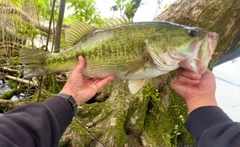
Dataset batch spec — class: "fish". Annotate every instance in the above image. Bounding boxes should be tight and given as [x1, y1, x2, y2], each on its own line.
[20, 18, 219, 94]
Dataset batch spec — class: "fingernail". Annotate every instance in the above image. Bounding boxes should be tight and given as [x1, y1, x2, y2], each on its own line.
[194, 80, 200, 84]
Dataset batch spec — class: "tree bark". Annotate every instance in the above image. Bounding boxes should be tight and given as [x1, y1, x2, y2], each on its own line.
[54, 0, 66, 53]
[60, 0, 240, 146]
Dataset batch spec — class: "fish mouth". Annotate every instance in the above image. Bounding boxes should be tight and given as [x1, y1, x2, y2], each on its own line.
[207, 32, 219, 54]
[196, 32, 219, 73]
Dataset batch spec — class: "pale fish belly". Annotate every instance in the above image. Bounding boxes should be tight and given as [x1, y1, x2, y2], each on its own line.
[83, 64, 170, 80]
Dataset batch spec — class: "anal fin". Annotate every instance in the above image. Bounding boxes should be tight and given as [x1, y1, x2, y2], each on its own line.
[128, 79, 146, 94]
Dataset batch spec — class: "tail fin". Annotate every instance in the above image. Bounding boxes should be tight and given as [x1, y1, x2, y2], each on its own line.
[20, 48, 48, 78]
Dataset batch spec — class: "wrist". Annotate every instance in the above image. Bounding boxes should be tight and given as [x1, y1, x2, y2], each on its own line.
[185, 94, 218, 113]
[60, 87, 81, 105]
[57, 93, 78, 117]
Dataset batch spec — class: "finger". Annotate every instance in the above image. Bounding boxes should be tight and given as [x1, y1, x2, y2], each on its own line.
[177, 68, 201, 80]
[203, 69, 214, 77]
[201, 69, 216, 81]
[95, 76, 114, 89]
[173, 75, 199, 85]
[74, 56, 86, 73]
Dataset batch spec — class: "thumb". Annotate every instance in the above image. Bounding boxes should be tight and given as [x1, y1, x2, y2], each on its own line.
[74, 56, 86, 73]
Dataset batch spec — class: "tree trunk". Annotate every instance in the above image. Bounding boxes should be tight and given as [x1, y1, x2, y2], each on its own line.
[54, 0, 66, 53]
[60, 0, 240, 146]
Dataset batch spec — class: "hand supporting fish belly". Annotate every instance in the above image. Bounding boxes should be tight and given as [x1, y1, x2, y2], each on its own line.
[20, 18, 219, 94]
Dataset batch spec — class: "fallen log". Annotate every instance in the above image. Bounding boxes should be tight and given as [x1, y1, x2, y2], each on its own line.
[4, 74, 37, 86]
[0, 67, 19, 74]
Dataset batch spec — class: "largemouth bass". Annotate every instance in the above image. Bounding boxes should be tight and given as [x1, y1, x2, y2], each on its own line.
[20, 18, 219, 94]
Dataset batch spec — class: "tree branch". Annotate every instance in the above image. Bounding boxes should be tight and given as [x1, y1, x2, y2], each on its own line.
[4, 75, 37, 87]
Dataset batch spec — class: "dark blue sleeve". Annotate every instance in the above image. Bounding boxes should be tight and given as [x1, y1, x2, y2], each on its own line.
[0, 96, 73, 147]
[185, 106, 240, 147]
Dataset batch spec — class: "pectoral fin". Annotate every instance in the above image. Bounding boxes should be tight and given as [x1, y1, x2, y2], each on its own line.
[128, 79, 146, 94]
[125, 60, 146, 76]
[124, 53, 152, 76]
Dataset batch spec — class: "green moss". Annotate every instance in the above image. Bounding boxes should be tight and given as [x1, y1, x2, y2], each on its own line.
[78, 102, 110, 120]
[69, 110, 128, 146]
[126, 97, 149, 135]
[8, 80, 29, 91]
[114, 113, 129, 146]
[10, 57, 21, 65]
[29, 89, 55, 103]
[0, 91, 14, 99]
[43, 75, 62, 94]
[69, 121, 94, 146]
[141, 82, 170, 146]
[140, 79, 193, 146]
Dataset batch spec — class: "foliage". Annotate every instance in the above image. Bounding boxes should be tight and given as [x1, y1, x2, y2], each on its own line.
[110, 0, 137, 17]
[63, 14, 78, 25]
[111, 0, 128, 12]
[66, 0, 104, 27]
[43, 75, 62, 94]
[0, 91, 14, 100]
[125, 1, 137, 18]
[6, 0, 52, 20]
[16, 23, 39, 38]
[28, 0, 52, 19]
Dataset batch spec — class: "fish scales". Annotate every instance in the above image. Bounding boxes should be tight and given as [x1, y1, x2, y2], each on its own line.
[81, 26, 153, 77]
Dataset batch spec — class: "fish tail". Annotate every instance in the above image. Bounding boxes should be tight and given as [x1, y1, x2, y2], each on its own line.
[19, 48, 48, 78]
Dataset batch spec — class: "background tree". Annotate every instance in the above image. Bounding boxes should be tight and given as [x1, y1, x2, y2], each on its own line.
[54, 0, 66, 53]
[110, 0, 142, 19]
[66, 0, 104, 26]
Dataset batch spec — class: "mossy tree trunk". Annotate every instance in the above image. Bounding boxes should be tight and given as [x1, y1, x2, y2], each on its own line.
[62, 0, 240, 146]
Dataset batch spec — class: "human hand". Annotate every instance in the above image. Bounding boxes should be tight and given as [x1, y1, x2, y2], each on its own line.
[60, 56, 114, 105]
[171, 68, 218, 113]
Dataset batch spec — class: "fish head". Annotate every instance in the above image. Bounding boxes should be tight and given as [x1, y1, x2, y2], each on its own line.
[146, 22, 218, 74]
[178, 29, 219, 74]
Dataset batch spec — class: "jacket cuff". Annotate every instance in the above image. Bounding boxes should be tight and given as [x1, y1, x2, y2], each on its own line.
[185, 106, 233, 141]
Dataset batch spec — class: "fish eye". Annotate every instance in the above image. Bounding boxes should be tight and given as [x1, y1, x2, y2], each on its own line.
[188, 30, 197, 37]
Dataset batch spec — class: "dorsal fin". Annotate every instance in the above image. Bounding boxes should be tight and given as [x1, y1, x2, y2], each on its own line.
[65, 22, 96, 47]
[103, 16, 132, 28]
